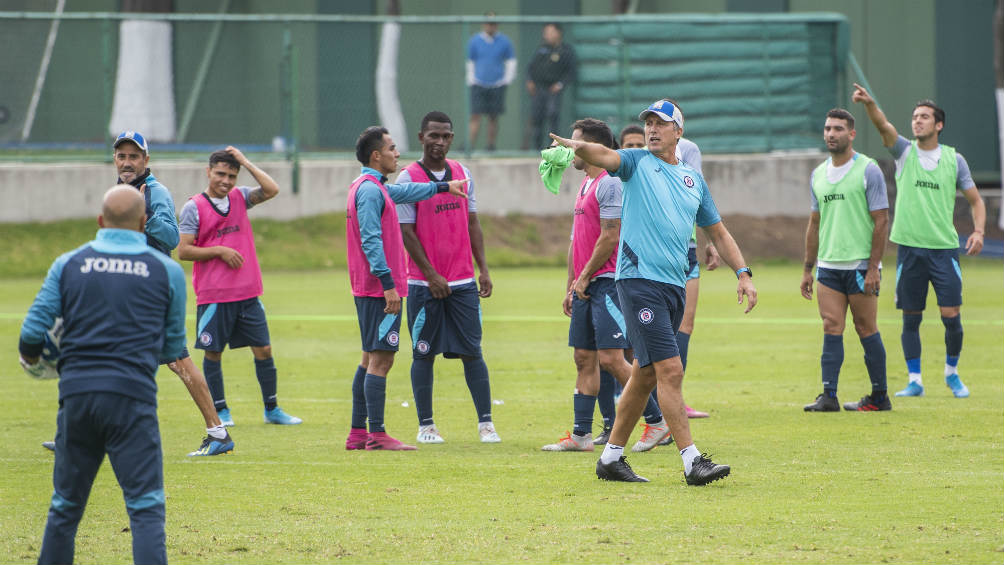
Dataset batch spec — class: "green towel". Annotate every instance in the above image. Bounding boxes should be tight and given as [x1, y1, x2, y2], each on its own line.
[538, 146, 574, 195]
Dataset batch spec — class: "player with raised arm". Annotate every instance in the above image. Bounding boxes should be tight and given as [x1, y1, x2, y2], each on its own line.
[177, 147, 302, 427]
[852, 84, 986, 398]
[345, 126, 470, 451]
[396, 111, 500, 444]
[551, 100, 757, 485]
[801, 108, 891, 413]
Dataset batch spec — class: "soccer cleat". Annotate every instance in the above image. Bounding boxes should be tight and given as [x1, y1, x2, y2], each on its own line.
[479, 422, 502, 443]
[685, 405, 710, 419]
[593, 425, 612, 446]
[187, 432, 235, 456]
[657, 433, 675, 447]
[42, 440, 55, 452]
[264, 406, 302, 425]
[843, 394, 892, 411]
[945, 374, 970, 398]
[417, 424, 445, 444]
[542, 431, 594, 452]
[894, 382, 925, 397]
[685, 453, 731, 486]
[804, 394, 840, 412]
[365, 431, 417, 451]
[631, 421, 671, 452]
[345, 428, 368, 450]
[217, 408, 235, 427]
[596, 456, 649, 482]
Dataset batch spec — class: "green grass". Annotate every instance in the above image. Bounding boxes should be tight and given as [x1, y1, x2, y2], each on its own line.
[1, 260, 1002, 563]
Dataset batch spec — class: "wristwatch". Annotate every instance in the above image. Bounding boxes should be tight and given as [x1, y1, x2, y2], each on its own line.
[735, 267, 752, 279]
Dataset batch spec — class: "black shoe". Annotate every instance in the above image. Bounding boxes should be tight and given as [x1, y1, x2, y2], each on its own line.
[685, 453, 730, 486]
[593, 426, 612, 445]
[843, 394, 892, 411]
[41, 440, 55, 452]
[596, 456, 649, 482]
[804, 393, 840, 412]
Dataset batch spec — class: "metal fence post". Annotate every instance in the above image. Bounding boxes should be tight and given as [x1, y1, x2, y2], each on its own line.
[280, 27, 300, 194]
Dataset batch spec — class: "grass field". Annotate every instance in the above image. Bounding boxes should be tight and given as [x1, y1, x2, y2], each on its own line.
[1, 260, 1001, 564]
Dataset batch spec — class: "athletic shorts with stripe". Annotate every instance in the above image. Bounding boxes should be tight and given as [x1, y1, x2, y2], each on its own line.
[895, 245, 962, 310]
[686, 246, 700, 281]
[568, 277, 629, 350]
[406, 281, 482, 359]
[355, 296, 402, 352]
[817, 266, 881, 296]
[195, 297, 271, 352]
[616, 278, 685, 367]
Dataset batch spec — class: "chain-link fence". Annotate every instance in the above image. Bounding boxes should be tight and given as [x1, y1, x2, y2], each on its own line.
[0, 11, 849, 157]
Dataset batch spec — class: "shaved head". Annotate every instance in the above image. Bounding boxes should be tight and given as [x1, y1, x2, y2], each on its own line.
[100, 184, 146, 231]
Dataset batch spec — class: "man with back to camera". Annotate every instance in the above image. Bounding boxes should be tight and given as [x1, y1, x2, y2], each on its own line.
[852, 84, 986, 398]
[345, 126, 470, 451]
[39, 131, 232, 457]
[176, 147, 302, 428]
[801, 108, 892, 413]
[395, 111, 501, 444]
[466, 11, 516, 152]
[20, 185, 187, 565]
[551, 99, 757, 485]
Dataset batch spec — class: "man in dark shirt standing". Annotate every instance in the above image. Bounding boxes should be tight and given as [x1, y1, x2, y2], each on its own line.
[526, 23, 577, 150]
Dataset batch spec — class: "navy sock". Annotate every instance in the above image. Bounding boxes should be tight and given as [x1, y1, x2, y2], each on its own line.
[364, 373, 387, 433]
[941, 315, 963, 358]
[573, 393, 597, 436]
[821, 334, 843, 396]
[901, 313, 923, 367]
[597, 370, 616, 428]
[203, 358, 227, 411]
[462, 357, 493, 423]
[254, 357, 278, 410]
[643, 389, 663, 424]
[677, 331, 691, 372]
[410, 358, 435, 426]
[860, 332, 887, 397]
[350, 365, 367, 429]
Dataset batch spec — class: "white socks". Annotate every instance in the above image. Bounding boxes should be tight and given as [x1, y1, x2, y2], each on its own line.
[600, 443, 624, 464]
[680, 444, 700, 474]
[944, 363, 958, 377]
[207, 425, 227, 439]
[908, 373, 922, 385]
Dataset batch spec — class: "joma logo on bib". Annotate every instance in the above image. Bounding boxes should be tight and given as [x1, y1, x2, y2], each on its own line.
[80, 257, 150, 277]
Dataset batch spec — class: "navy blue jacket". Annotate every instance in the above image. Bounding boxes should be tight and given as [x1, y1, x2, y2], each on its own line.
[19, 229, 187, 405]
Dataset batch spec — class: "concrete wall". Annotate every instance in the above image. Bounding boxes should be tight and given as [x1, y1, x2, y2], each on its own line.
[0, 151, 825, 223]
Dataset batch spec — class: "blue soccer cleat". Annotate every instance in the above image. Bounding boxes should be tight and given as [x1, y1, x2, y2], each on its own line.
[264, 406, 302, 425]
[187, 432, 234, 457]
[894, 382, 925, 397]
[217, 408, 234, 427]
[945, 374, 970, 398]
[42, 440, 55, 452]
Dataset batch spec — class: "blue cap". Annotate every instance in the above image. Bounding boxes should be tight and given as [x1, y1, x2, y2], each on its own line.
[113, 131, 149, 153]
[638, 100, 684, 129]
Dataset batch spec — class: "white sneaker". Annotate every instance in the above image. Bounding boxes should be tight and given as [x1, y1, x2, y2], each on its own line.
[541, 431, 594, 451]
[479, 422, 501, 443]
[416, 424, 445, 444]
[631, 420, 671, 452]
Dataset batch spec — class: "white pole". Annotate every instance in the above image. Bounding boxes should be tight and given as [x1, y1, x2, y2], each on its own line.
[21, 0, 66, 142]
[375, 21, 408, 154]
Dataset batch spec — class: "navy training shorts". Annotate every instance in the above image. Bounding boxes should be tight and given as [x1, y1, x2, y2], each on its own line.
[616, 278, 686, 367]
[355, 296, 402, 352]
[195, 297, 271, 352]
[406, 282, 483, 359]
[568, 277, 629, 351]
[895, 245, 962, 310]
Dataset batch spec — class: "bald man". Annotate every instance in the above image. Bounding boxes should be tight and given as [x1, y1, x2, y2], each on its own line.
[20, 185, 188, 565]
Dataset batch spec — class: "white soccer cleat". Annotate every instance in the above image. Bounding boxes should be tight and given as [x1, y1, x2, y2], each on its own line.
[541, 431, 594, 452]
[478, 422, 501, 443]
[631, 420, 671, 452]
[416, 424, 445, 444]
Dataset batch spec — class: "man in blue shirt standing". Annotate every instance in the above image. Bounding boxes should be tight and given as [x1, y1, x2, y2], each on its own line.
[20, 185, 187, 565]
[466, 11, 516, 151]
[551, 100, 757, 485]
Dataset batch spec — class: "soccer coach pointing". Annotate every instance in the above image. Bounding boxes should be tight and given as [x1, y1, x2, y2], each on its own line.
[551, 99, 756, 486]
[19, 185, 186, 564]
